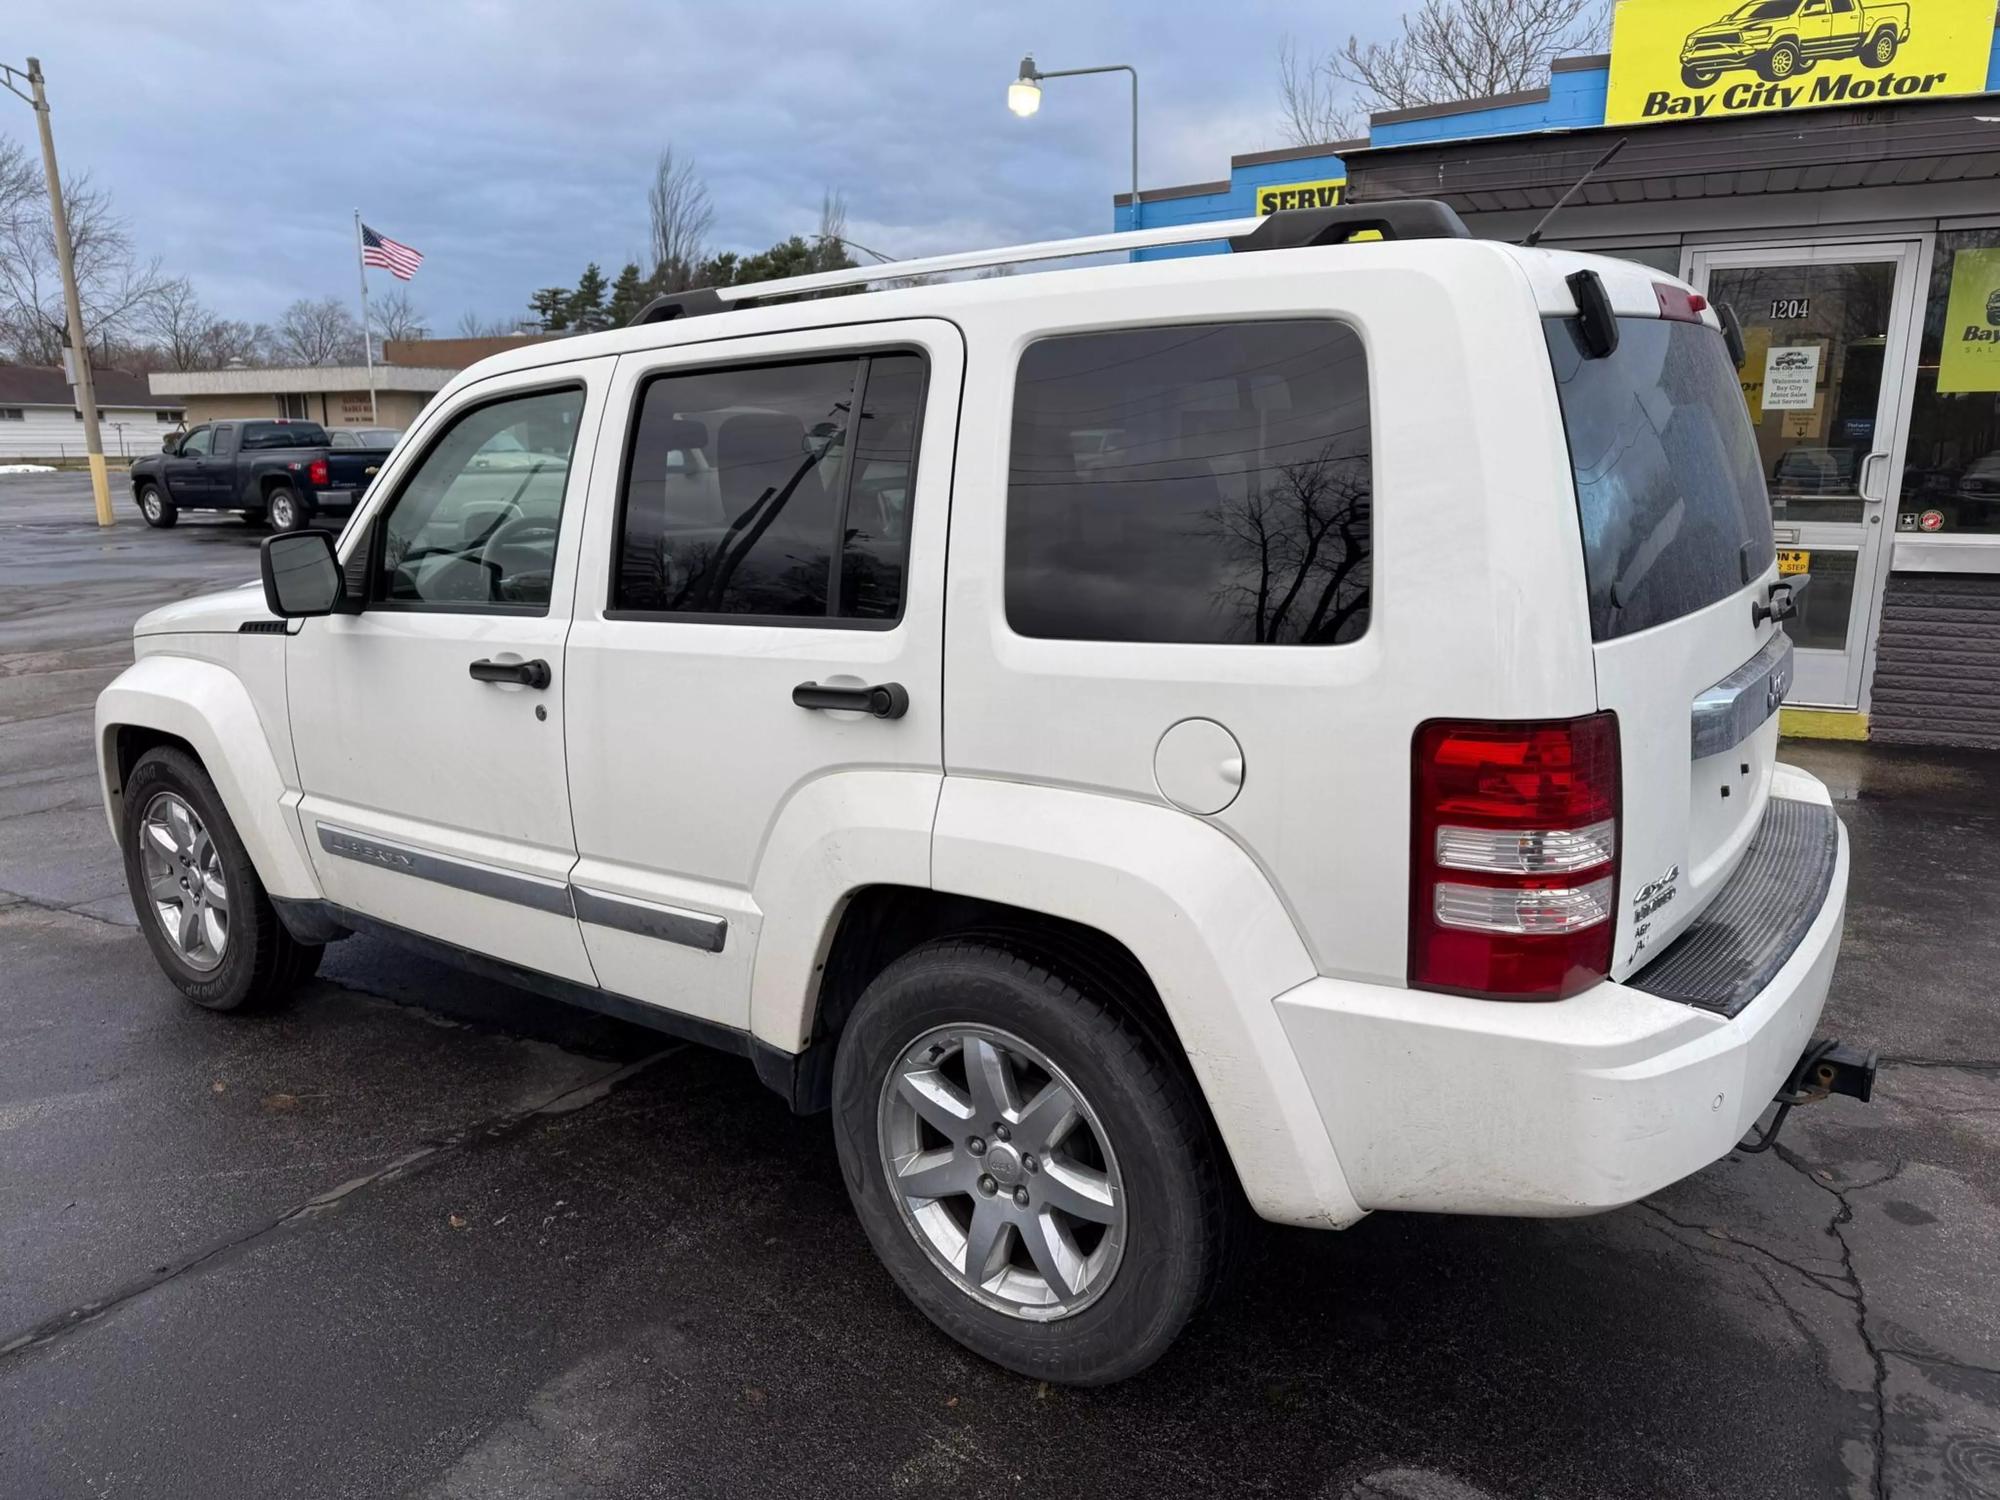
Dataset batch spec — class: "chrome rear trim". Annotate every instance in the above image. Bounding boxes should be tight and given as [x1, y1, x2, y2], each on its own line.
[1691, 633, 1793, 760]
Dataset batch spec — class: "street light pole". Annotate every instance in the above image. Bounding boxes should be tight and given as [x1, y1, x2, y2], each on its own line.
[1008, 56, 1141, 228]
[1, 57, 112, 526]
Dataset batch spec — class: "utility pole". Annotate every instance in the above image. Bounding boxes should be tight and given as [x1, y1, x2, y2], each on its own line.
[2, 58, 112, 526]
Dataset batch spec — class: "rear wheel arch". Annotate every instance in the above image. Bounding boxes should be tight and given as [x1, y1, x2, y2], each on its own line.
[810, 888, 1184, 1078]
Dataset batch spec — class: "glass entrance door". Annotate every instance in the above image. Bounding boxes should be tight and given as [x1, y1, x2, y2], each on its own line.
[1686, 242, 1925, 709]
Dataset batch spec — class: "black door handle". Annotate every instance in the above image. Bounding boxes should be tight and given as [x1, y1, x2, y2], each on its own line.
[792, 680, 909, 719]
[469, 657, 552, 690]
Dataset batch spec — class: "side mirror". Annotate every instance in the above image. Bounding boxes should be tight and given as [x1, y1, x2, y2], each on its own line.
[260, 530, 343, 618]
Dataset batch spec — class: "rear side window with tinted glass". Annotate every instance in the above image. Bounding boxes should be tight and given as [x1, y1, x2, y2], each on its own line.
[1006, 321, 1372, 645]
[1544, 317, 1774, 641]
[614, 353, 925, 623]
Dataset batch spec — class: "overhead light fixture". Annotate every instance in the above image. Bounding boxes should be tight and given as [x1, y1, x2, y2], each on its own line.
[1008, 56, 1043, 117]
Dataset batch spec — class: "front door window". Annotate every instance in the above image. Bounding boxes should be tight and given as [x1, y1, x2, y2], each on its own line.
[374, 386, 584, 610]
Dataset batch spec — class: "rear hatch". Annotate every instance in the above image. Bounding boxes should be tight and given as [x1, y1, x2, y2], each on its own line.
[1543, 291, 1786, 978]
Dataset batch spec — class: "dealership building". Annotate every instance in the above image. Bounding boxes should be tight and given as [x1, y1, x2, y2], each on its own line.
[1115, 0, 2000, 747]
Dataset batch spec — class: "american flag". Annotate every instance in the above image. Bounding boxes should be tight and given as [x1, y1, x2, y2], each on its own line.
[360, 224, 424, 281]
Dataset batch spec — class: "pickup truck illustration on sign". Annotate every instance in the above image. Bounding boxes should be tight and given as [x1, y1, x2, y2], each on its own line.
[1605, 0, 1989, 125]
[1680, 0, 1910, 87]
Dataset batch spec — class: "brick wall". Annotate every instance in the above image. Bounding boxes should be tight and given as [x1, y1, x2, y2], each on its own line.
[1869, 572, 2000, 749]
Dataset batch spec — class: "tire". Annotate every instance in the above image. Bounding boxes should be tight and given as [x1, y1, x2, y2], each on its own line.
[1680, 64, 1718, 88]
[265, 487, 307, 533]
[831, 937, 1231, 1385]
[119, 746, 322, 1012]
[1758, 41, 1800, 81]
[1861, 27, 1897, 66]
[138, 485, 178, 529]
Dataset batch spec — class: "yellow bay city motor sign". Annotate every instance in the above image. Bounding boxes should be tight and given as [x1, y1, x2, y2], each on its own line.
[1605, 0, 1994, 125]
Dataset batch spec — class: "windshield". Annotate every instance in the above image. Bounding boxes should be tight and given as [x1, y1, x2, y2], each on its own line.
[1544, 316, 1774, 642]
[1729, 0, 1798, 19]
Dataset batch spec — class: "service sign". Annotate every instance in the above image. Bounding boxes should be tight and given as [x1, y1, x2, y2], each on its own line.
[1605, 0, 1995, 126]
[1255, 177, 1347, 215]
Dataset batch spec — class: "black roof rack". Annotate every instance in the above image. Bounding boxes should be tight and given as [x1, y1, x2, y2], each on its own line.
[1227, 199, 1471, 254]
[623, 197, 1475, 327]
[629, 288, 729, 325]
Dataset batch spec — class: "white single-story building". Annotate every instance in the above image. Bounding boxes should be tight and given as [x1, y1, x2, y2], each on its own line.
[0, 366, 185, 462]
[147, 365, 457, 431]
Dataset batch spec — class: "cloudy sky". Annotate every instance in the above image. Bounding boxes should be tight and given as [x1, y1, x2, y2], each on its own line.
[9, 0, 1416, 333]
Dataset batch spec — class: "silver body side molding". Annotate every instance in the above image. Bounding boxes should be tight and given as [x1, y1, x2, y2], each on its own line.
[314, 823, 727, 953]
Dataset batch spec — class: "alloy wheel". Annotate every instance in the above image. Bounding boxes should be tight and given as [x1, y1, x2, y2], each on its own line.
[142, 491, 162, 521]
[139, 791, 229, 972]
[877, 1023, 1126, 1321]
[271, 495, 297, 530]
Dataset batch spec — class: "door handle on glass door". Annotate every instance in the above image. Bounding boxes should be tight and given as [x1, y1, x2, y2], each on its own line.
[468, 658, 551, 690]
[1859, 452, 1889, 504]
[791, 681, 909, 719]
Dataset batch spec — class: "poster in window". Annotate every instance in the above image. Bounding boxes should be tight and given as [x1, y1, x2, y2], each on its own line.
[1936, 247, 2000, 394]
[1761, 344, 1820, 411]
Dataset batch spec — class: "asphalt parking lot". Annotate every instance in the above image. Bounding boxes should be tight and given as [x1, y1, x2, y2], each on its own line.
[1, 471, 1996, 1499]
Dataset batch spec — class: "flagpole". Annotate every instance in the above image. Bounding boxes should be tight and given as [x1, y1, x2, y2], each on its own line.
[353, 208, 378, 424]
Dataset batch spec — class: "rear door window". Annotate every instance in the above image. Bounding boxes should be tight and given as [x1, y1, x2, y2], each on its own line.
[1006, 320, 1372, 645]
[1544, 317, 1774, 641]
[613, 352, 926, 623]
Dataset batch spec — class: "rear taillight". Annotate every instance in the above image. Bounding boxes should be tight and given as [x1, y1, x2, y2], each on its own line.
[307, 458, 330, 486]
[1410, 714, 1620, 1001]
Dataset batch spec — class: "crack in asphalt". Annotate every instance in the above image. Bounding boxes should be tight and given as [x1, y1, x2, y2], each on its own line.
[1637, 1200, 1856, 1302]
[1882, 1348, 2000, 1382]
[0, 889, 131, 931]
[1774, 1143, 1907, 1500]
[0, 1046, 679, 1362]
[1879, 1056, 2000, 1075]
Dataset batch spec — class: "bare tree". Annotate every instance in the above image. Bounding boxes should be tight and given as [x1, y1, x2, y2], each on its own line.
[143, 278, 221, 371]
[369, 286, 428, 347]
[141, 278, 268, 371]
[1278, 37, 1362, 149]
[1277, 0, 1607, 147]
[812, 188, 852, 273]
[455, 309, 524, 338]
[0, 135, 171, 364]
[646, 145, 714, 294]
[274, 296, 363, 366]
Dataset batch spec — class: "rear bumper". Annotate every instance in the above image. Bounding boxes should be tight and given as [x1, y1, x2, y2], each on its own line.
[1272, 764, 1847, 1217]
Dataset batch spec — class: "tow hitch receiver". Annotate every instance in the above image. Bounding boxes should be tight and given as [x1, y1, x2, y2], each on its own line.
[1793, 1038, 1878, 1104]
[1737, 1037, 1877, 1154]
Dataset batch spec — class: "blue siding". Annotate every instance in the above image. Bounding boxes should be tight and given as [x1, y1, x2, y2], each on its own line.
[1370, 63, 1608, 147]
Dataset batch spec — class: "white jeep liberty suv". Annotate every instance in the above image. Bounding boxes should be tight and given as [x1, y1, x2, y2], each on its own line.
[96, 202, 1868, 1385]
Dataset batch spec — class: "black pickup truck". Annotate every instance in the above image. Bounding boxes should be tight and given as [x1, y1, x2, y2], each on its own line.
[129, 419, 394, 532]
